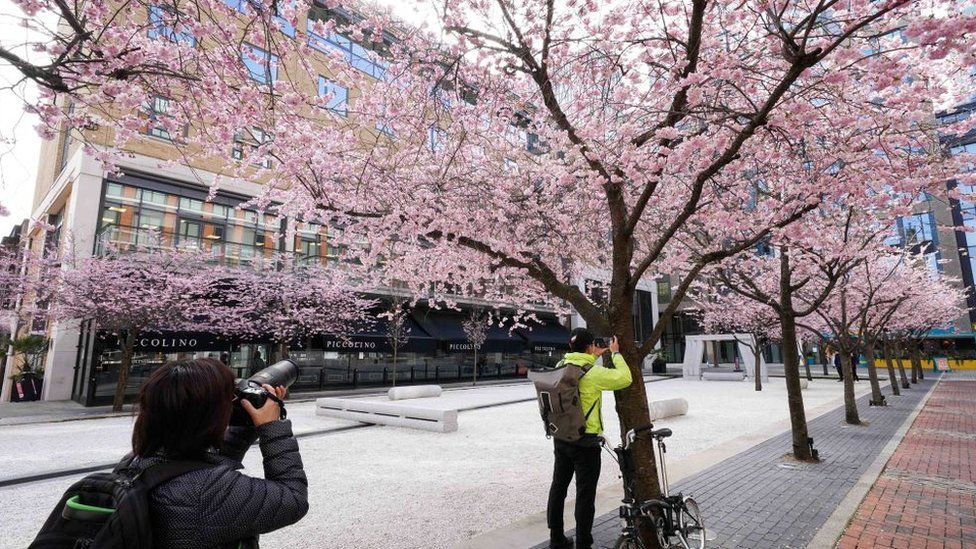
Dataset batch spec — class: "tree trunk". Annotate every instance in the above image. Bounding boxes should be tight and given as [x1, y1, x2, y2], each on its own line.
[917, 345, 925, 380]
[779, 249, 812, 460]
[780, 313, 812, 459]
[113, 328, 139, 413]
[609, 305, 664, 549]
[472, 347, 478, 385]
[803, 350, 813, 382]
[754, 341, 763, 392]
[895, 343, 910, 389]
[910, 344, 921, 383]
[710, 340, 719, 368]
[392, 346, 398, 388]
[863, 344, 886, 406]
[839, 351, 860, 424]
[883, 342, 900, 396]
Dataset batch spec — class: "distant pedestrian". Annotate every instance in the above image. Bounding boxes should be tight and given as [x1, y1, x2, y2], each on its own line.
[219, 351, 230, 366]
[249, 350, 267, 377]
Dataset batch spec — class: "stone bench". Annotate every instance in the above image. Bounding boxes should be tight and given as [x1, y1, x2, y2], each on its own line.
[702, 371, 747, 381]
[648, 398, 688, 421]
[388, 385, 443, 401]
[316, 398, 458, 433]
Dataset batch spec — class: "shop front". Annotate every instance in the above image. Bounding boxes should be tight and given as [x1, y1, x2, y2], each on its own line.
[72, 310, 573, 406]
[75, 326, 274, 406]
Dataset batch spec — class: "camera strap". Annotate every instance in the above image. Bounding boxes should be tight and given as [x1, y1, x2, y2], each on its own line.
[265, 392, 287, 420]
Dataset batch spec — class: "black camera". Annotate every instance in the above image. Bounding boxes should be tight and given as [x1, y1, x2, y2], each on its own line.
[230, 359, 300, 427]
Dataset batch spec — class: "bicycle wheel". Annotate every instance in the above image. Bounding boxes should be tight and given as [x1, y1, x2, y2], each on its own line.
[679, 497, 706, 549]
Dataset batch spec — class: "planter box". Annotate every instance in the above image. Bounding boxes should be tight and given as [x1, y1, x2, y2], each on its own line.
[11, 374, 43, 402]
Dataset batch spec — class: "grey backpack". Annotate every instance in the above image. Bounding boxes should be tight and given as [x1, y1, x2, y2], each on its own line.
[528, 360, 593, 442]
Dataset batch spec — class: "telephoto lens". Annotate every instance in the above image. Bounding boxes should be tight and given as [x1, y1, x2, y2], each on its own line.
[230, 359, 300, 427]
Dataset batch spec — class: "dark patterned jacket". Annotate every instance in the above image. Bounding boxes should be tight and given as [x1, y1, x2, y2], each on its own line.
[130, 420, 309, 549]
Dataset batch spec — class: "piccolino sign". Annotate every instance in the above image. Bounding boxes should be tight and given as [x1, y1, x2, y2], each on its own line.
[136, 337, 199, 349]
[322, 339, 379, 350]
[447, 342, 482, 351]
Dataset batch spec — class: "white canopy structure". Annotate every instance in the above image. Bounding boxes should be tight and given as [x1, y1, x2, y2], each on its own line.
[682, 334, 770, 381]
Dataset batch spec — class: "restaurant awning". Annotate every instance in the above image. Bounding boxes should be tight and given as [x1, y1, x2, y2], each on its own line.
[318, 313, 438, 353]
[516, 317, 572, 353]
[412, 311, 527, 353]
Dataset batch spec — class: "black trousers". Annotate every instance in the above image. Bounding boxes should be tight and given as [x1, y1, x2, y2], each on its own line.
[547, 439, 602, 548]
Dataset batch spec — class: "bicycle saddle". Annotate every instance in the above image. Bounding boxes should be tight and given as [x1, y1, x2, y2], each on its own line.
[650, 428, 672, 439]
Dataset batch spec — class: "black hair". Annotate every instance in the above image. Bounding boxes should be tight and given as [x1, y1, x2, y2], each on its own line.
[569, 328, 595, 352]
[132, 358, 235, 459]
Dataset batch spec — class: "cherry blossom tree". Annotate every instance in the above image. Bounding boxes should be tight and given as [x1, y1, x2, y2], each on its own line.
[50, 245, 212, 411]
[461, 308, 489, 385]
[33, 242, 370, 410]
[382, 298, 412, 387]
[5, 0, 976, 533]
[193, 257, 375, 352]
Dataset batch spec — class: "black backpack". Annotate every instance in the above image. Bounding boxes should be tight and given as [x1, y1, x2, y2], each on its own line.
[29, 456, 214, 549]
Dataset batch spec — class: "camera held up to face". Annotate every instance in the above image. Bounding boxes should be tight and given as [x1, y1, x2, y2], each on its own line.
[230, 359, 300, 427]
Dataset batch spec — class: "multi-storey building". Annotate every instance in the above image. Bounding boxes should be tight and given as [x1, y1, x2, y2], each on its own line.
[13, 4, 663, 405]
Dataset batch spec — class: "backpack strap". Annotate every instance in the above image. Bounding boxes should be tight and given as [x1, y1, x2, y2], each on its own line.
[138, 460, 216, 490]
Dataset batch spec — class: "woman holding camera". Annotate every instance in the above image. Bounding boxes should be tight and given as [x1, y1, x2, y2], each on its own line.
[130, 358, 308, 548]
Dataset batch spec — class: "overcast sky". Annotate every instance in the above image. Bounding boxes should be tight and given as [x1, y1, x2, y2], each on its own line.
[0, 0, 43, 238]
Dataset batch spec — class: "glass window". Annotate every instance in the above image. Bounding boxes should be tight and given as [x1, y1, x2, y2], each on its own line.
[179, 197, 204, 212]
[147, 5, 195, 45]
[428, 126, 446, 152]
[137, 209, 165, 230]
[242, 44, 278, 84]
[375, 120, 394, 138]
[142, 96, 178, 140]
[141, 189, 168, 205]
[307, 9, 388, 79]
[232, 127, 272, 168]
[318, 77, 348, 115]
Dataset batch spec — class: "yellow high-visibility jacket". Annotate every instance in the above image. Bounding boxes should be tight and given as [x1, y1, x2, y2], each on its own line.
[561, 351, 633, 435]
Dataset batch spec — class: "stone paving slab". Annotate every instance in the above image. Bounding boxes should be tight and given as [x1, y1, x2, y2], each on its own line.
[836, 373, 976, 549]
[533, 378, 936, 549]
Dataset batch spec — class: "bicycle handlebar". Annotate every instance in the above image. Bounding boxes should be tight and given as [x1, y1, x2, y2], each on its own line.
[623, 423, 655, 450]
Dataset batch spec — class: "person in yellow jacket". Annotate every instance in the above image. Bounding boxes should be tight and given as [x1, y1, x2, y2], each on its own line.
[548, 328, 632, 549]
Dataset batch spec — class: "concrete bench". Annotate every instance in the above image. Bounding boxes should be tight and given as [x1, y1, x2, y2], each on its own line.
[648, 398, 688, 421]
[316, 398, 458, 433]
[701, 371, 747, 381]
[388, 385, 442, 401]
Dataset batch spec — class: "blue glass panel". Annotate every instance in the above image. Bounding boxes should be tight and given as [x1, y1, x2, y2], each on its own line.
[318, 77, 348, 115]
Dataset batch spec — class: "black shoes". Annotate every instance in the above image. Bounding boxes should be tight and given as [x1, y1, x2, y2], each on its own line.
[549, 535, 574, 549]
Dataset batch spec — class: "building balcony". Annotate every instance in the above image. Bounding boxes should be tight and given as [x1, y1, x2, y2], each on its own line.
[94, 224, 311, 269]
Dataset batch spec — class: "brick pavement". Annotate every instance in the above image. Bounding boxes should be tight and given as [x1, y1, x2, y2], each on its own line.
[837, 373, 976, 549]
[532, 378, 936, 549]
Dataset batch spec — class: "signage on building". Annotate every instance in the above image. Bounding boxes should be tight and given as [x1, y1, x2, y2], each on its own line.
[531, 344, 559, 353]
[446, 342, 482, 351]
[136, 337, 200, 350]
[321, 338, 379, 351]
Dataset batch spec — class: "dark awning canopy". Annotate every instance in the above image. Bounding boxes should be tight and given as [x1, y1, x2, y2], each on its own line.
[516, 317, 572, 353]
[318, 313, 437, 353]
[412, 311, 527, 353]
